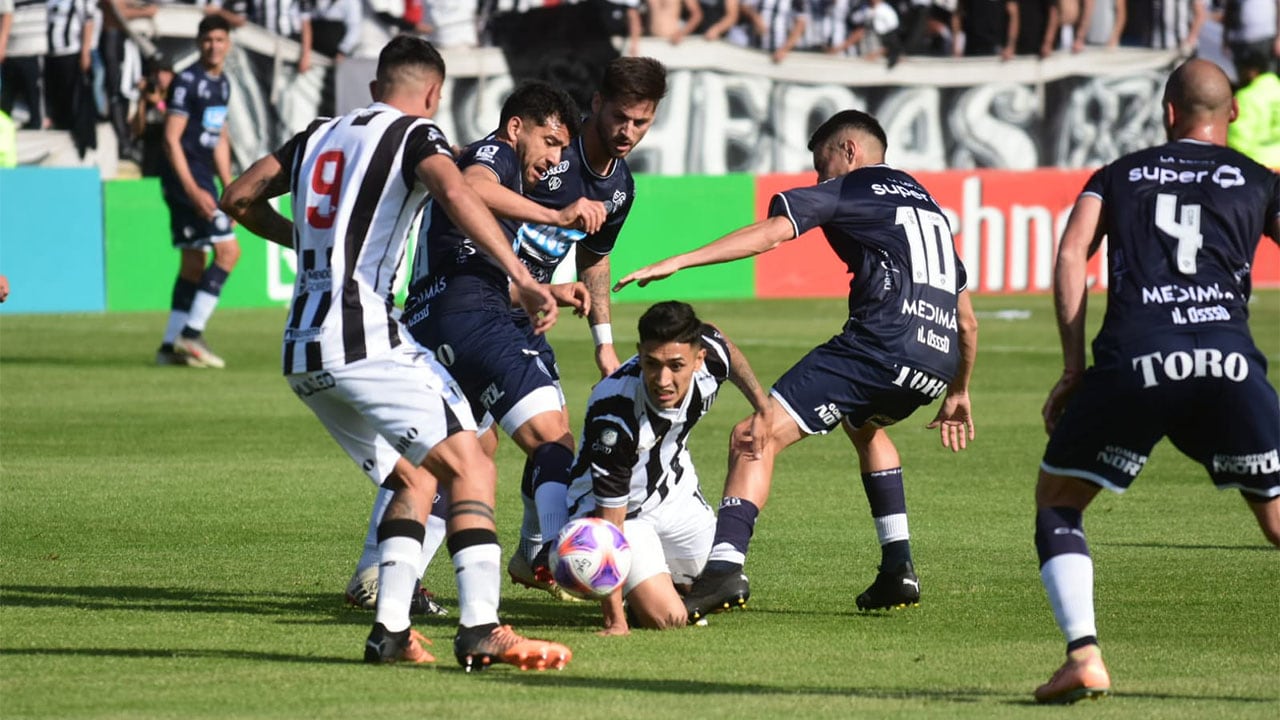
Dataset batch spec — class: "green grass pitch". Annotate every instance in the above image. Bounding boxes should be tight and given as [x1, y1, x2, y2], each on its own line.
[1, 292, 1277, 719]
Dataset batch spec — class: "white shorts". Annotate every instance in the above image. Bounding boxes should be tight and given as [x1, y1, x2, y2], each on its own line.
[609, 492, 715, 595]
[287, 344, 477, 485]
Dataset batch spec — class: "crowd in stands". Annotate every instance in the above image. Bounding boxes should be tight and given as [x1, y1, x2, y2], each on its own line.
[0, 0, 1276, 168]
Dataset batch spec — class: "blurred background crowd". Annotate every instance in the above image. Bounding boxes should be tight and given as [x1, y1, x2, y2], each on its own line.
[0, 0, 1276, 171]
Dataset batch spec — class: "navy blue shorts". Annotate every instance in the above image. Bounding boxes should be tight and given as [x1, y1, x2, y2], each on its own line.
[407, 298, 564, 435]
[165, 195, 236, 249]
[1042, 330, 1280, 499]
[772, 330, 950, 434]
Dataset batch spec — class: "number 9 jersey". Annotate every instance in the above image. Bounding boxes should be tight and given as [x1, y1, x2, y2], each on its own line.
[769, 165, 969, 383]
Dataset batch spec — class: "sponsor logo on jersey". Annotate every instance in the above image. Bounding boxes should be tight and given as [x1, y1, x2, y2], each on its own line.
[1096, 444, 1146, 477]
[1130, 348, 1250, 388]
[871, 181, 930, 201]
[1211, 165, 1245, 188]
[1140, 283, 1232, 305]
[290, 371, 336, 398]
[547, 176, 562, 191]
[1169, 304, 1231, 325]
[1212, 450, 1280, 475]
[1127, 164, 1247, 189]
[890, 364, 948, 399]
[612, 189, 627, 207]
[540, 160, 570, 180]
[915, 325, 951, 353]
[592, 426, 619, 455]
[435, 344, 455, 367]
[900, 298, 958, 330]
[474, 144, 500, 162]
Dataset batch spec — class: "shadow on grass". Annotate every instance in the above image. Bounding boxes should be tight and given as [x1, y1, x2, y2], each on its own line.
[0, 584, 345, 617]
[0, 646, 356, 665]
[1097, 542, 1274, 552]
[478, 674, 1276, 705]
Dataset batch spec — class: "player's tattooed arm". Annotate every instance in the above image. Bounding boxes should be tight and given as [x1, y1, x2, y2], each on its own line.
[220, 154, 294, 248]
[578, 248, 619, 377]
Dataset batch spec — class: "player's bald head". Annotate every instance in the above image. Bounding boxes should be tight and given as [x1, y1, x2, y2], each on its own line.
[373, 36, 445, 99]
[1162, 59, 1234, 136]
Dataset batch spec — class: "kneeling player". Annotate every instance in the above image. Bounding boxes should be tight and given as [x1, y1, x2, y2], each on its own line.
[563, 301, 771, 632]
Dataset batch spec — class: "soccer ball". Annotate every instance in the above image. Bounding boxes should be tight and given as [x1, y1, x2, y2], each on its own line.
[549, 517, 632, 600]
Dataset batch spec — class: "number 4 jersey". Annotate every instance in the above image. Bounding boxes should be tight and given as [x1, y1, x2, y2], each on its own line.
[769, 165, 968, 382]
[1082, 139, 1280, 369]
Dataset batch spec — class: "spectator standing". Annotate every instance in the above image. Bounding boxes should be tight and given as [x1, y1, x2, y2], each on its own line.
[647, 0, 703, 41]
[745, 0, 809, 62]
[1014, 0, 1058, 55]
[694, 0, 740, 39]
[310, 0, 361, 59]
[953, 0, 1017, 58]
[1, 0, 45, 128]
[252, 0, 312, 71]
[129, 54, 171, 175]
[1123, 0, 1206, 51]
[44, 0, 96, 131]
[1074, 0, 1126, 49]
[100, 0, 157, 163]
[424, 0, 479, 47]
[1223, 0, 1278, 64]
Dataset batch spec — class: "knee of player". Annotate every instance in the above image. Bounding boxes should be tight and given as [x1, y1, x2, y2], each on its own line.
[636, 606, 687, 630]
[214, 240, 241, 268]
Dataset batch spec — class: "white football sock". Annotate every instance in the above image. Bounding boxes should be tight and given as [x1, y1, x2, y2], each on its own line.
[535, 482, 569, 547]
[1041, 553, 1097, 643]
[357, 487, 394, 573]
[453, 543, 501, 627]
[374, 535, 422, 633]
[873, 513, 910, 545]
[184, 289, 220, 333]
[419, 514, 446, 577]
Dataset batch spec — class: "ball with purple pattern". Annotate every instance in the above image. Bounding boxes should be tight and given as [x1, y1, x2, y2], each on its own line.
[549, 517, 632, 600]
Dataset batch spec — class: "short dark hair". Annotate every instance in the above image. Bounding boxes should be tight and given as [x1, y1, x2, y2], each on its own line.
[638, 301, 703, 347]
[375, 36, 446, 91]
[500, 82, 582, 137]
[197, 14, 232, 38]
[1234, 48, 1274, 76]
[807, 109, 888, 155]
[599, 57, 668, 106]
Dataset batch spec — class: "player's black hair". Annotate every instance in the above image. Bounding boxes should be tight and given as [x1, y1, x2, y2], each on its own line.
[500, 82, 582, 138]
[375, 36, 446, 91]
[638, 301, 703, 347]
[197, 14, 232, 37]
[808, 109, 888, 156]
[599, 57, 668, 105]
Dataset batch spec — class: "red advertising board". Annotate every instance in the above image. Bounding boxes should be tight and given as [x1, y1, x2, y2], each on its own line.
[754, 170, 1280, 297]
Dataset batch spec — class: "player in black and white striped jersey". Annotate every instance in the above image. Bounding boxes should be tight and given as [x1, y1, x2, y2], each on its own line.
[220, 36, 572, 671]
[562, 301, 771, 633]
[44, 0, 97, 129]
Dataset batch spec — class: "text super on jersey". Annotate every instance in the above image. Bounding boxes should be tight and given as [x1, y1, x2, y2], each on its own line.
[521, 134, 635, 281]
[1085, 140, 1280, 368]
[271, 104, 453, 374]
[770, 165, 968, 382]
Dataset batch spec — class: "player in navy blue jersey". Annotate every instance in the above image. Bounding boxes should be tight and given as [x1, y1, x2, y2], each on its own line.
[1030, 59, 1280, 705]
[502, 58, 670, 594]
[155, 14, 238, 369]
[616, 109, 979, 621]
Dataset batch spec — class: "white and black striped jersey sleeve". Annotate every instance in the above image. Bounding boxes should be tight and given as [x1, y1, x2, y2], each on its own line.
[581, 405, 639, 509]
[700, 323, 731, 383]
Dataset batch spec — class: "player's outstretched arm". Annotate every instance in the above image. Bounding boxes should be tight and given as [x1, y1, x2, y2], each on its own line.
[220, 154, 294, 248]
[613, 215, 795, 291]
[418, 154, 558, 334]
[926, 289, 978, 452]
[720, 330, 773, 459]
[1043, 194, 1104, 433]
